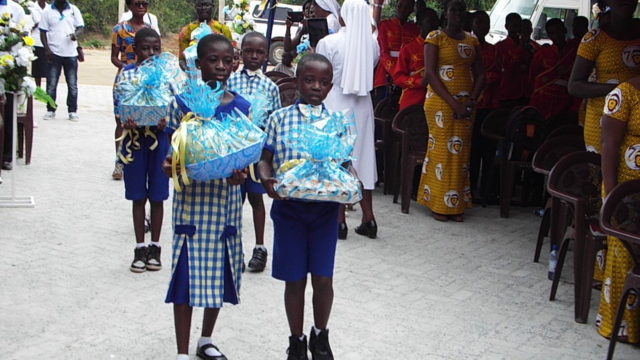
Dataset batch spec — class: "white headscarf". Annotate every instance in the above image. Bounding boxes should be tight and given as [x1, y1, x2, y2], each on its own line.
[314, 0, 341, 25]
[340, 0, 375, 96]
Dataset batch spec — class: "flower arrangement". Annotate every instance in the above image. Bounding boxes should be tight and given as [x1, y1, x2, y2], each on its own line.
[0, 12, 54, 107]
[224, 0, 256, 37]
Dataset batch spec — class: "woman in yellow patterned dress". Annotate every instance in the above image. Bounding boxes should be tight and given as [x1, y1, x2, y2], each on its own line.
[598, 76, 640, 343]
[178, 0, 232, 65]
[417, 0, 485, 222]
[568, 0, 640, 153]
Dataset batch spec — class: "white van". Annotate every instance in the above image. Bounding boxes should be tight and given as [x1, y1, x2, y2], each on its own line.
[486, 0, 640, 44]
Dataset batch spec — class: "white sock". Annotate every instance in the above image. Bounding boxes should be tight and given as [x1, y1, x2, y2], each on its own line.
[135, 243, 146, 249]
[255, 245, 267, 251]
[176, 355, 189, 360]
[150, 241, 160, 247]
[198, 337, 222, 357]
[299, 334, 306, 341]
[312, 325, 323, 335]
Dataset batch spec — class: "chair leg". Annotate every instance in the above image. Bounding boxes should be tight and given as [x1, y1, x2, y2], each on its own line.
[400, 161, 414, 214]
[534, 206, 551, 263]
[17, 122, 24, 159]
[500, 161, 515, 218]
[573, 208, 587, 323]
[550, 236, 571, 301]
[25, 97, 33, 165]
[392, 144, 401, 204]
[606, 288, 635, 360]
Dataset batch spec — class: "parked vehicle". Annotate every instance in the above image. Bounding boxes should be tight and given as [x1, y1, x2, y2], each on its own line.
[487, 0, 640, 44]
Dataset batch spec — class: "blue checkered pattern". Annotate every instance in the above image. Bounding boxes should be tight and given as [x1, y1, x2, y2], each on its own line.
[227, 68, 282, 118]
[166, 95, 248, 308]
[264, 101, 331, 172]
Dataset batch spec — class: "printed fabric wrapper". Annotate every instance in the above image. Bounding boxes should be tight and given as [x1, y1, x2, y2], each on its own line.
[116, 53, 181, 126]
[274, 111, 363, 204]
[171, 79, 267, 191]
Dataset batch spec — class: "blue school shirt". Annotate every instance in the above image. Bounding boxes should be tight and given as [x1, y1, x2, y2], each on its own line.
[227, 68, 281, 118]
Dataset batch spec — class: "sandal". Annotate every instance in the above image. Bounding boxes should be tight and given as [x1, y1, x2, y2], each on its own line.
[431, 212, 448, 222]
[451, 214, 464, 222]
[197, 343, 227, 360]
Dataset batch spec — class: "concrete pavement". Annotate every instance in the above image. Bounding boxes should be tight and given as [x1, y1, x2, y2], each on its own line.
[1, 84, 639, 359]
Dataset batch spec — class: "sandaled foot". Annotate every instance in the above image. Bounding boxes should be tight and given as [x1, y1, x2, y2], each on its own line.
[451, 214, 464, 222]
[431, 212, 448, 222]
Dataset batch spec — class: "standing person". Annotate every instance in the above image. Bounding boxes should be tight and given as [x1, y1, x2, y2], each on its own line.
[110, 0, 153, 180]
[0, 0, 26, 171]
[495, 13, 528, 107]
[120, 7, 160, 35]
[528, 19, 580, 121]
[598, 76, 640, 344]
[178, 0, 232, 66]
[114, 28, 168, 273]
[258, 53, 340, 360]
[227, 32, 281, 273]
[284, 0, 313, 53]
[568, 0, 640, 153]
[470, 10, 500, 201]
[29, 0, 48, 88]
[316, 0, 380, 239]
[311, 0, 342, 34]
[417, 0, 485, 222]
[572, 15, 589, 41]
[39, 0, 84, 122]
[372, 0, 419, 104]
[391, 7, 440, 110]
[162, 34, 248, 360]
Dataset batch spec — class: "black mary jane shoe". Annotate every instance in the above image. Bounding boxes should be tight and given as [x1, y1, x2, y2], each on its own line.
[354, 220, 377, 239]
[197, 344, 227, 360]
[338, 222, 348, 240]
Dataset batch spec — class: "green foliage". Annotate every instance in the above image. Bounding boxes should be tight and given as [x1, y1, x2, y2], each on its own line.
[82, 38, 106, 48]
[73, 0, 118, 34]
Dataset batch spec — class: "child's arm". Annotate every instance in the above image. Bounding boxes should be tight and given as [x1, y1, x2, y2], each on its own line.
[257, 149, 285, 200]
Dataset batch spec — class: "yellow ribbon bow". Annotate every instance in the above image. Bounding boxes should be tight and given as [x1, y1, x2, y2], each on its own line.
[171, 112, 204, 192]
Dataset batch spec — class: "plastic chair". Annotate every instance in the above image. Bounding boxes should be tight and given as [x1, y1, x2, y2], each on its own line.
[547, 124, 584, 139]
[275, 77, 296, 86]
[278, 82, 297, 107]
[264, 70, 289, 82]
[531, 135, 585, 263]
[600, 179, 640, 360]
[480, 108, 511, 210]
[17, 96, 34, 165]
[390, 104, 427, 214]
[373, 95, 400, 196]
[547, 151, 604, 323]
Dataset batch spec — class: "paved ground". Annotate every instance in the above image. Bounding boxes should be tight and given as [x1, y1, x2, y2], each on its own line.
[1, 84, 639, 359]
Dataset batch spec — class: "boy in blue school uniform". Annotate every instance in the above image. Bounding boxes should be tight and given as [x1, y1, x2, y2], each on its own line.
[227, 31, 281, 273]
[162, 34, 249, 360]
[114, 28, 168, 273]
[258, 53, 339, 360]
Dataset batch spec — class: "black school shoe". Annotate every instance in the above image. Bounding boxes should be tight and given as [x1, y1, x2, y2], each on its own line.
[247, 247, 267, 272]
[197, 343, 227, 360]
[309, 328, 334, 360]
[287, 335, 309, 360]
[338, 222, 348, 240]
[354, 220, 377, 239]
[146, 245, 162, 271]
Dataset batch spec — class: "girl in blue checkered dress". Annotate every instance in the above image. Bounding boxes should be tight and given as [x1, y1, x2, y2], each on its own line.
[162, 34, 249, 360]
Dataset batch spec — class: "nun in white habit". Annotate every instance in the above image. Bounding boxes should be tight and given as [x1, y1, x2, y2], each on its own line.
[316, 0, 379, 239]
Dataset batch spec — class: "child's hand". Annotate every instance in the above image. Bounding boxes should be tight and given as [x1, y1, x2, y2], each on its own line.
[227, 169, 247, 186]
[157, 118, 167, 132]
[123, 118, 137, 130]
[162, 157, 175, 178]
[263, 177, 286, 200]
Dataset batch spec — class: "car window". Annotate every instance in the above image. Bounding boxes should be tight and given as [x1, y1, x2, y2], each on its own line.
[534, 7, 578, 40]
[252, 5, 294, 21]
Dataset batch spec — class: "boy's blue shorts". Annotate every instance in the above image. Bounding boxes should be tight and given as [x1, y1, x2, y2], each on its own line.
[271, 199, 340, 282]
[240, 163, 266, 196]
[123, 130, 170, 202]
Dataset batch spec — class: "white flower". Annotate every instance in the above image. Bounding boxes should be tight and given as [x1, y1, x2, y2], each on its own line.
[11, 42, 23, 55]
[20, 76, 35, 95]
[15, 47, 32, 67]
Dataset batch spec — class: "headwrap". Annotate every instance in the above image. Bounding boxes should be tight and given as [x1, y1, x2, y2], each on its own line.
[314, 0, 341, 24]
[339, 0, 375, 96]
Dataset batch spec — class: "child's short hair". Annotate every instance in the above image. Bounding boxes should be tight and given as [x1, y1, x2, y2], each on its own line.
[134, 28, 160, 45]
[197, 34, 233, 59]
[241, 31, 268, 48]
[295, 53, 332, 78]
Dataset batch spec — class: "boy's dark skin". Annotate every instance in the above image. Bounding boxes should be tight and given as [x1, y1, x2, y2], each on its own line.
[240, 34, 268, 250]
[121, 35, 165, 251]
[161, 39, 246, 356]
[257, 59, 335, 338]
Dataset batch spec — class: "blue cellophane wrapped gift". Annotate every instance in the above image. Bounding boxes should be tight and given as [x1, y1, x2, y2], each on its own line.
[116, 53, 181, 126]
[238, 92, 269, 129]
[184, 22, 213, 77]
[171, 79, 267, 190]
[274, 111, 363, 204]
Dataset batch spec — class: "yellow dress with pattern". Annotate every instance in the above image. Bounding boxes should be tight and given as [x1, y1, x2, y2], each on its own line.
[417, 30, 478, 215]
[576, 29, 640, 153]
[596, 82, 640, 343]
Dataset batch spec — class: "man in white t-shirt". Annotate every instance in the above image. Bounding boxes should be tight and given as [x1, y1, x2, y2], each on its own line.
[29, 0, 49, 86]
[119, 10, 160, 35]
[0, 0, 27, 171]
[39, 0, 84, 122]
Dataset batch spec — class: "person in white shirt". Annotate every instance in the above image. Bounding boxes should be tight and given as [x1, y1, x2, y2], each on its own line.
[1, 0, 27, 171]
[29, 0, 49, 86]
[39, 0, 84, 122]
[119, 10, 160, 35]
